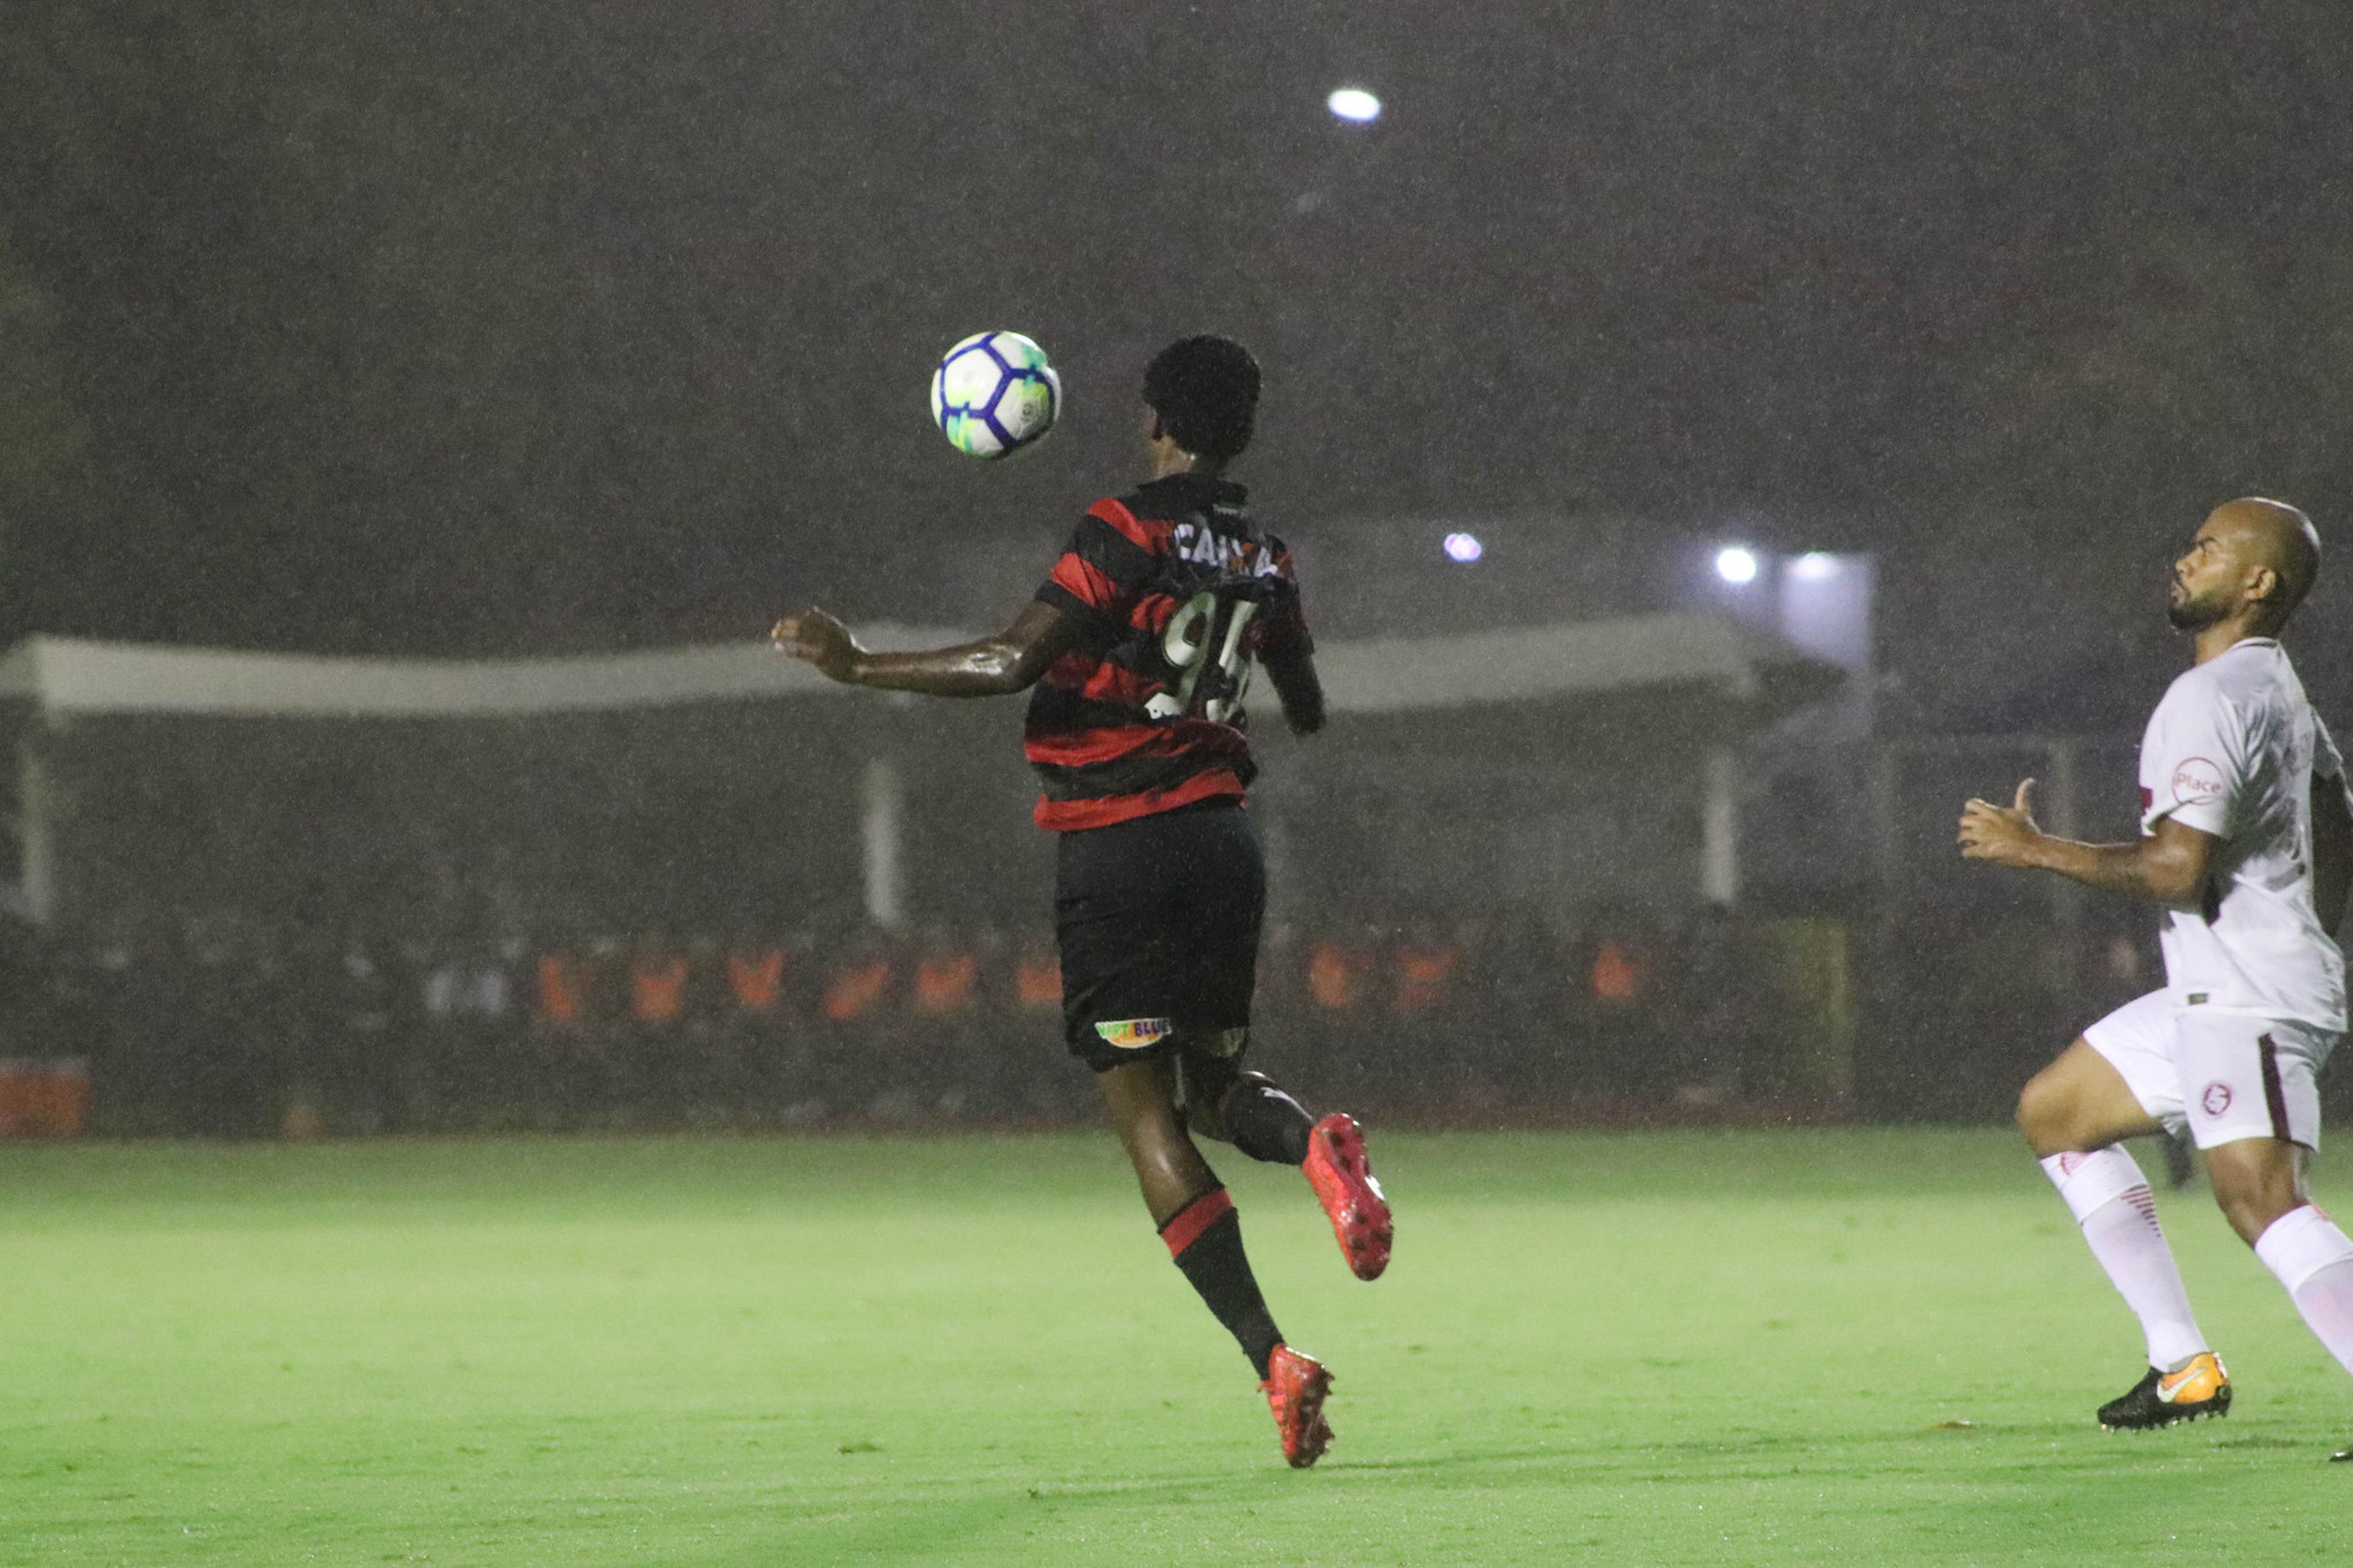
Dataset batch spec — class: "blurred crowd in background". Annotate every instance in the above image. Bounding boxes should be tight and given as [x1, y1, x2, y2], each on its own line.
[7, 759, 2349, 1140]
[1, 902, 1855, 1138]
[6, 896, 2346, 1140]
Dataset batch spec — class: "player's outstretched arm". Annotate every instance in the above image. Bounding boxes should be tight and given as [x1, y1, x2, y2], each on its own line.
[2312, 769, 2353, 934]
[771, 601, 1083, 698]
[1957, 776, 2215, 906]
[1263, 647, 1325, 736]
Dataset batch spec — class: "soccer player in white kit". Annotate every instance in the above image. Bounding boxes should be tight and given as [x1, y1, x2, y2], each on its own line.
[1959, 498, 2353, 1455]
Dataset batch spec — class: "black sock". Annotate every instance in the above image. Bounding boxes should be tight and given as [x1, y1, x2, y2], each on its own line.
[1160, 1186, 1283, 1379]
[1220, 1078, 1315, 1167]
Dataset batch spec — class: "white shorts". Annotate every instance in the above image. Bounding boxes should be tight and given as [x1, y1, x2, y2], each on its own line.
[2083, 989, 2339, 1150]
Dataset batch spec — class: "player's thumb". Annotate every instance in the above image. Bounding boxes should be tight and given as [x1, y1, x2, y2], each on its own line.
[2014, 777, 2037, 816]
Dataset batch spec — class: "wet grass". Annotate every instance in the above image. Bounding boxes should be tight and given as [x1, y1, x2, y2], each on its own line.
[3, 1127, 2349, 1566]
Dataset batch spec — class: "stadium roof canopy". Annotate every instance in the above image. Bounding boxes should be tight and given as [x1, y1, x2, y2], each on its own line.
[0, 612, 1836, 722]
[0, 616, 1843, 926]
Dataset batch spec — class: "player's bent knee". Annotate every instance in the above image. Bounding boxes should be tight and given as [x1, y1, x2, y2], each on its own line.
[2015, 1068, 2079, 1154]
[2211, 1184, 2295, 1246]
[2203, 1143, 2304, 1244]
[1222, 1069, 1275, 1101]
[1179, 1099, 1227, 1144]
[2012, 1078, 2043, 1137]
[1175, 1054, 1248, 1143]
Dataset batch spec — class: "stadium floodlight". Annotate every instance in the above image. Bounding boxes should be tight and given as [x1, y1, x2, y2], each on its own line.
[1789, 551, 1838, 581]
[1327, 88, 1382, 123]
[1442, 531, 1483, 563]
[1715, 547, 1760, 585]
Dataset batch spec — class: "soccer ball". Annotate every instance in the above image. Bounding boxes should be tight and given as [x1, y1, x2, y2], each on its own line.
[930, 331, 1061, 459]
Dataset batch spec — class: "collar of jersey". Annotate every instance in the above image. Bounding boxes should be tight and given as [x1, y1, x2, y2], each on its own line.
[1139, 472, 1247, 504]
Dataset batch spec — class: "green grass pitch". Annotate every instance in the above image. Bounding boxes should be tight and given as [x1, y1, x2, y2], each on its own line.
[4, 1128, 2350, 1566]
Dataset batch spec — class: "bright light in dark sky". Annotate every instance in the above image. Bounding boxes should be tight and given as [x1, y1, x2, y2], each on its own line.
[1790, 551, 1840, 580]
[1442, 531, 1483, 563]
[10, 6, 2347, 667]
[1715, 547, 1760, 584]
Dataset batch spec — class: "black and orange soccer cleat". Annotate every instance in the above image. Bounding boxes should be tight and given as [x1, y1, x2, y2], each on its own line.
[2098, 1352, 2232, 1430]
[1260, 1343, 1334, 1468]
[1304, 1112, 1392, 1281]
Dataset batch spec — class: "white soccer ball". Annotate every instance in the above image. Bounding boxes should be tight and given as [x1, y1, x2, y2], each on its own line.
[930, 331, 1061, 459]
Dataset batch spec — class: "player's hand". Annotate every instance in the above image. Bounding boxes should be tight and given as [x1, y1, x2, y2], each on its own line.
[1957, 778, 2043, 867]
[771, 608, 862, 684]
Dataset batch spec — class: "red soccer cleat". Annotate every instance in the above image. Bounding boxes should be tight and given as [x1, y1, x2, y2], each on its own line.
[1303, 1112, 1392, 1281]
[1260, 1343, 1334, 1468]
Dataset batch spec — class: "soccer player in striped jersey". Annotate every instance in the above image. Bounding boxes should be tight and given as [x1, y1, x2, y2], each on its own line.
[773, 335, 1390, 1468]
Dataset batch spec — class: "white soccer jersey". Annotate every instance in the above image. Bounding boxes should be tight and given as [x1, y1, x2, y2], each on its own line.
[2136, 637, 2348, 1030]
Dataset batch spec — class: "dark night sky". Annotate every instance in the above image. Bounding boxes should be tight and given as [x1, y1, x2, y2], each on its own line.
[2, 0, 2349, 703]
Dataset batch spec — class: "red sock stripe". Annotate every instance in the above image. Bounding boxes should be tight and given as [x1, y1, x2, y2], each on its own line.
[1159, 1186, 1235, 1259]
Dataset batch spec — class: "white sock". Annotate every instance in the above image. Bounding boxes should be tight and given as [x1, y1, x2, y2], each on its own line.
[2253, 1205, 2353, 1377]
[2040, 1148, 2208, 1369]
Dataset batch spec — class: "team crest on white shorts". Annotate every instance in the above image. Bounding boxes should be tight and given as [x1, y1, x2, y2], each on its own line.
[2200, 1081, 2233, 1116]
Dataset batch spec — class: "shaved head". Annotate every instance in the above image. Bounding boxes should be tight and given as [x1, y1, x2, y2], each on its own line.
[2207, 496, 2321, 617]
[2168, 496, 2322, 638]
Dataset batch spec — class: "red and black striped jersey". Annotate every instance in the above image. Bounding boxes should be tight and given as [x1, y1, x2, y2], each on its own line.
[1025, 474, 1312, 831]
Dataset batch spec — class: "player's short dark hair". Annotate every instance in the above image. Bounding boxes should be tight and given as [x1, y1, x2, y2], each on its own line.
[1143, 335, 1260, 460]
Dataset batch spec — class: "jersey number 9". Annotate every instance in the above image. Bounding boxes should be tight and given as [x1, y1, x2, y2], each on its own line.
[1147, 589, 1259, 724]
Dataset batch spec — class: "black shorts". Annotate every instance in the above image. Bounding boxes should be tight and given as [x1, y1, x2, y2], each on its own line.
[1055, 798, 1264, 1071]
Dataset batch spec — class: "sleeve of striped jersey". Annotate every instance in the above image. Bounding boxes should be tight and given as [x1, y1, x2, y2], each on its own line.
[1034, 500, 1159, 638]
[1260, 540, 1314, 656]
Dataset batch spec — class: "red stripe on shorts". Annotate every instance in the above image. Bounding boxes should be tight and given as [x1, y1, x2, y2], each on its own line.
[2258, 1034, 2290, 1143]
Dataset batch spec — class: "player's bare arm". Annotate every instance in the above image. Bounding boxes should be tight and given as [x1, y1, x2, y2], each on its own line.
[1263, 645, 1325, 736]
[771, 600, 1083, 698]
[2313, 768, 2353, 934]
[1957, 776, 2215, 905]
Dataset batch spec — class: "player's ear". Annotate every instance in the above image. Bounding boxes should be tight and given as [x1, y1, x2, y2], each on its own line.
[2248, 562, 2283, 606]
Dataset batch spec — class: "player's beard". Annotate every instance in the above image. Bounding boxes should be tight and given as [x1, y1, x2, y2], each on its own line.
[2165, 580, 2226, 632]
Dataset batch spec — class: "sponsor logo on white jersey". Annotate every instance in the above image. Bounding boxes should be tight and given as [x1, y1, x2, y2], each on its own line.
[2172, 757, 2226, 806]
